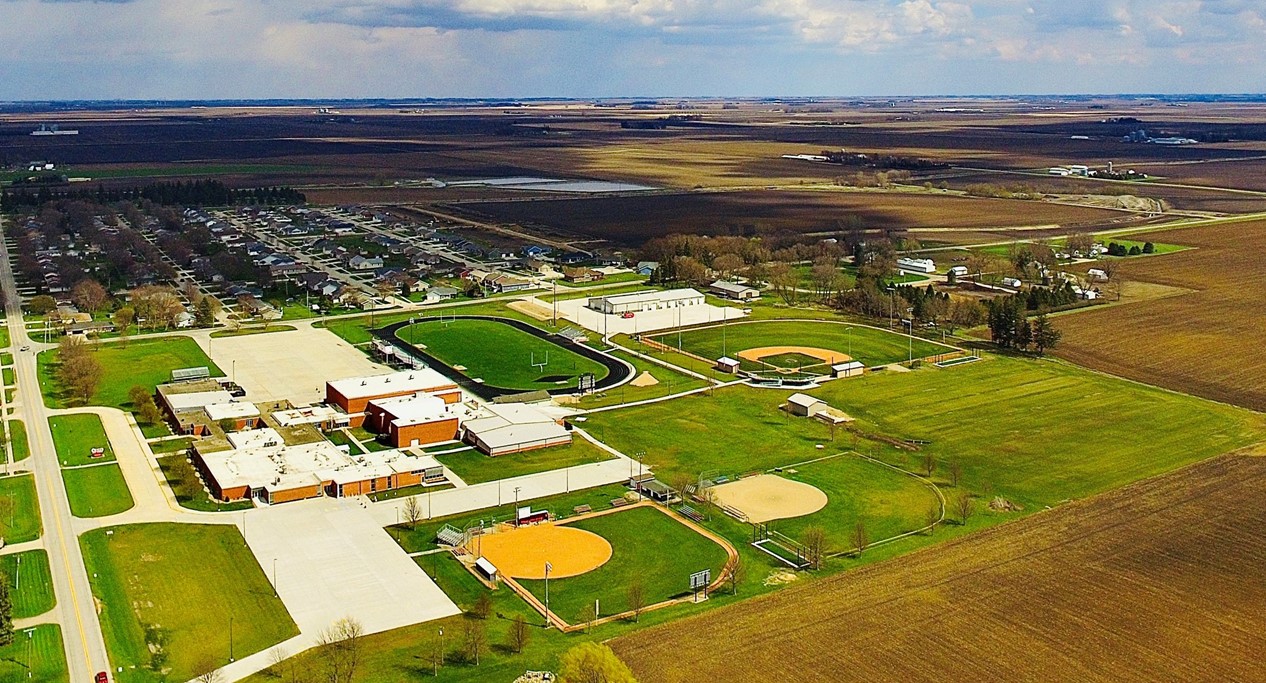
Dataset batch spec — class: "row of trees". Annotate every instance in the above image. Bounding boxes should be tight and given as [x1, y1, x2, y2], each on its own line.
[1, 181, 305, 212]
[986, 298, 1062, 354]
[56, 336, 102, 403]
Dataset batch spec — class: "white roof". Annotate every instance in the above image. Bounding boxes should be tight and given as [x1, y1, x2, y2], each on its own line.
[462, 402, 570, 450]
[832, 361, 864, 371]
[717, 356, 739, 365]
[328, 369, 457, 401]
[201, 433, 444, 493]
[166, 390, 235, 412]
[787, 393, 825, 408]
[594, 288, 703, 306]
[272, 404, 344, 427]
[228, 427, 285, 450]
[370, 393, 472, 428]
[205, 401, 261, 422]
[710, 280, 756, 293]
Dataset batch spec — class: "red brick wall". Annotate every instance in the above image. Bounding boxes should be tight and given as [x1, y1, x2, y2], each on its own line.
[390, 418, 459, 448]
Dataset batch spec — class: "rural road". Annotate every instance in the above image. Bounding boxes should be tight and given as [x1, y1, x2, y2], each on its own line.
[0, 215, 113, 681]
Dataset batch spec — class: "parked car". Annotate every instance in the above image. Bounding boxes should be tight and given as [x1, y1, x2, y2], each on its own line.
[95, 673, 110, 683]
[620, 312, 635, 319]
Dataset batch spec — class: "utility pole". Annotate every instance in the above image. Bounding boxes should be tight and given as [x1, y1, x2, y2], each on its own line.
[906, 307, 914, 364]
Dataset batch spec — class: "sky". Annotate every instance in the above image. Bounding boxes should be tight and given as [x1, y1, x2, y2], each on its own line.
[1, 0, 1264, 99]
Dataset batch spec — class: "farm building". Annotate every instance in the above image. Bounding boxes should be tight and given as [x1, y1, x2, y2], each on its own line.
[461, 403, 572, 456]
[785, 393, 828, 417]
[363, 392, 475, 448]
[831, 361, 865, 378]
[896, 258, 936, 274]
[326, 369, 462, 417]
[709, 280, 760, 300]
[716, 357, 741, 374]
[193, 427, 447, 504]
[587, 288, 705, 315]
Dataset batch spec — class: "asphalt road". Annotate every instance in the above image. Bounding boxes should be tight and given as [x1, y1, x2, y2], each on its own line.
[0, 216, 112, 681]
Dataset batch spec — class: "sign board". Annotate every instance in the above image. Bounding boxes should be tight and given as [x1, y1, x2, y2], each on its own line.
[517, 506, 532, 521]
[689, 569, 711, 591]
[578, 372, 597, 394]
[90, 447, 105, 459]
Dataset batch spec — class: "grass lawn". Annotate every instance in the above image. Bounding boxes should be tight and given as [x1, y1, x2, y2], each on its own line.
[517, 506, 731, 623]
[435, 438, 615, 485]
[1, 352, 12, 365]
[543, 282, 651, 302]
[2, 367, 13, 387]
[324, 429, 366, 455]
[82, 523, 298, 683]
[49, 414, 115, 466]
[0, 326, 9, 350]
[156, 454, 252, 513]
[0, 624, 67, 683]
[0, 474, 42, 543]
[613, 333, 734, 382]
[577, 346, 709, 409]
[209, 324, 297, 338]
[147, 437, 193, 455]
[0, 550, 56, 618]
[39, 337, 223, 409]
[62, 465, 134, 518]
[652, 319, 951, 367]
[765, 455, 938, 554]
[348, 426, 392, 452]
[397, 318, 608, 392]
[9, 419, 30, 461]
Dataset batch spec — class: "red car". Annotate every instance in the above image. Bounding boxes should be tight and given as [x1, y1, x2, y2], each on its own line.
[95, 673, 109, 683]
[620, 312, 635, 319]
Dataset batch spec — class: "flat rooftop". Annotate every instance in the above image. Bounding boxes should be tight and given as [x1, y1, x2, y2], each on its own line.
[328, 368, 457, 401]
[371, 393, 474, 428]
[591, 288, 703, 306]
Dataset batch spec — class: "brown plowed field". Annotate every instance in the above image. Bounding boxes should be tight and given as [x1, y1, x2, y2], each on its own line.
[1053, 219, 1266, 411]
[613, 454, 1266, 683]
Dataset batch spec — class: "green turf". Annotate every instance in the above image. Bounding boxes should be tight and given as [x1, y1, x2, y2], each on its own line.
[2, 367, 13, 387]
[324, 429, 367, 455]
[61, 465, 135, 518]
[652, 320, 951, 367]
[0, 550, 55, 618]
[81, 523, 298, 683]
[0, 474, 42, 543]
[0, 624, 67, 683]
[49, 414, 116, 466]
[516, 506, 730, 622]
[577, 346, 709, 409]
[0, 352, 12, 366]
[435, 439, 615, 485]
[8, 419, 30, 462]
[397, 318, 608, 391]
[38, 337, 223, 409]
[0, 326, 9, 350]
[763, 456, 938, 553]
[147, 437, 193, 455]
[807, 356, 1266, 510]
[155, 454, 252, 513]
[612, 333, 734, 382]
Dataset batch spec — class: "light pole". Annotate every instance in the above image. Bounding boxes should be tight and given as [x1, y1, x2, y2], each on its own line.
[887, 286, 896, 329]
[513, 486, 521, 517]
[229, 615, 235, 662]
[439, 627, 445, 666]
[847, 326, 853, 359]
[544, 562, 552, 628]
[905, 307, 914, 364]
[273, 558, 278, 595]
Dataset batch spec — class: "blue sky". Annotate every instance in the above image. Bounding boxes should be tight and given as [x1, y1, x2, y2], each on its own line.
[1, 0, 1263, 99]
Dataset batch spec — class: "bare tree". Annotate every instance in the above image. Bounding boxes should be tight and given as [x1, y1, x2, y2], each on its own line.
[402, 496, 423, 529]
[948, 457, 963, 487]
[725, 556, 746, 595]
[462, 618, 487, 665]
[626, 578, 647, 622]
[469, 593, 492, 620]
[802, 526, 827, 570]
[72, 278, 111, 315]
[954, 492, 975, 526]
[316, 617, 364, 683]
[578, 603, 597, 633]
[925, 501, 941, 535]
[921, 451, 937, 478]
[191, 655, 224, 683]
[508, 613, 530, 654]
[267, 646, 291, 681]
[1066, 232, 1095, 258]
[851, 520, 869, 556]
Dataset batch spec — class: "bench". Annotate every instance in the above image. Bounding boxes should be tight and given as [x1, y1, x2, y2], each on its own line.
[610, 498, 631, 508]
[678, 505, 704, 522]
[572, 504, 593, 515]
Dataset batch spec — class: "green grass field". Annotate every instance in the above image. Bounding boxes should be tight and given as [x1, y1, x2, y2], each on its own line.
[0, 326, 9, 350]
[652, 320, 951, 367]
[81, 524, 298, 683]
[38, 337, 223, 409]
[435, 438, 615, 485]
[62, 465, 134, 518]
[0, 474, 42, 543]
[49, 414, 116, 466]
[397, 318, 608, 391]
[156, 454, 252, 513]
[2, 367, 13, 387]
[0, 550, 55, 618]
[0, 624, 67, 683]
[577, 345, 710, 409]
[517, 506, 730, 622]
[8, 419, 30, 462]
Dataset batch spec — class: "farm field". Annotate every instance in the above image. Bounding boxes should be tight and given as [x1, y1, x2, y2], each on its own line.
[0, 549, 55, 618]
[435, 438, 615, 484]
[37, 337, 222, 409]
[613, 454, 1266, 683]
[395, 318, 608, 392]
[0, 624, 67, 683]
[61, 464, 134, 518]
[453, 189, 1130, 245]
[651, 319, 952, 368]
[81, 523, 298, 683]
[49, 414, 116, 466]
[1053, 219, 1266, 411]
[0, 474, 42, 543]
[515, 506, 731, 624]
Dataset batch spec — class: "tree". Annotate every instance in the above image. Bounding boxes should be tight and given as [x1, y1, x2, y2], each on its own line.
[671, 255, 709, 287]
[725, 556, 745, 595]
[578, 602, 597, 633]
[0, 574, 12, 646]
[28, 294, 56, 315]
[925, 501, 941, 534]
[948, 457, 963, 487]
[557, 642, 638, 683]
[57, 336, 102, 404]
[191, 655, 225, 683]
[1030, 313, 1062, 355]
[128, 385, 163, 425]
[72, 278, 111, 315]
[508, 613, 530, 654]
[921, 451, 937, 478]
[195, 296, 220, 327]
[402, 496, 423, 528]
[1143, 241, 1155, 254]
[954, 492, 975, 526]
[851, 520, 869, 556]
[1066, 232, 1095, 257]
[802, 526, 827, 570]
[315, 617, 363, 683]
[470, 593, 492, 620]
[947, 298, 986, 334]
[766, 262, 798, 305]
[626, 578, 647, 622]
[711, 253, 744, 279]
[462, 618, 487, 665]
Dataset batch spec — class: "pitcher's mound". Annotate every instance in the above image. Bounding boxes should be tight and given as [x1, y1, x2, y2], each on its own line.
[630, 371, 659, 387]
[711, 475, 828, 523]
[475, 523, 613, 579]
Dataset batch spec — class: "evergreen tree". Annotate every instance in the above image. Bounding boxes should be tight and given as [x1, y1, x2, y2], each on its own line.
[0, 574, 13, 646]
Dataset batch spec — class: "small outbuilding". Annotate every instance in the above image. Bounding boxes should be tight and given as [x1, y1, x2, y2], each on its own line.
[709, 280, 759, 301]
[831, 361, 865, 378]
[715, 357, 741, 374]
[785, 393, 827, 417]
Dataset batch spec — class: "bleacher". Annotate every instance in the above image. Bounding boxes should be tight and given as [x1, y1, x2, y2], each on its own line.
[435, 524, 464, 547]
[677, 505, 704, 523]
